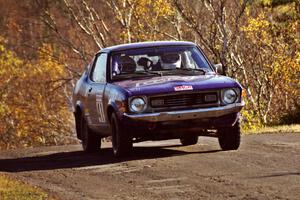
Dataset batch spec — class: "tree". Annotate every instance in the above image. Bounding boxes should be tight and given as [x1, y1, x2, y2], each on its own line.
[107, 0, 176, 42]
[0, 38, 73, 149]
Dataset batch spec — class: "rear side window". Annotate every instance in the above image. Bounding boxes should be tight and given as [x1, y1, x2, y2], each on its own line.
[91, 53, 107, 82]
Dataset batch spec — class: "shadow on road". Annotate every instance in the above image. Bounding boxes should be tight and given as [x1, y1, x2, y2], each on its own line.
[0, 146, 221, 172]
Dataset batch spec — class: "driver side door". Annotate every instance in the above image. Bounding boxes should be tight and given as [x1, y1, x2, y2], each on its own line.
[86, 53, 107, 130]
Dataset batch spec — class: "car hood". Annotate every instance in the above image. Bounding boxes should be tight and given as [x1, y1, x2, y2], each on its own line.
[113, 75, 241, 96]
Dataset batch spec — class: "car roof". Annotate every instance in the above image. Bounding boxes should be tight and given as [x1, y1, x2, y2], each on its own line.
[99, 41, 196, 53]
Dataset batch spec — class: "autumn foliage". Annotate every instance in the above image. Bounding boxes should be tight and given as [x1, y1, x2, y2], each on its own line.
[0, 40, 73, 149]
[0, 0, 299, 149]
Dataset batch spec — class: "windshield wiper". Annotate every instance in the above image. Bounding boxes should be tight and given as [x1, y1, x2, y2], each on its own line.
[178, 68, 206, 74]
[112, 71, 162, 81]
[143, 71, 163, 77]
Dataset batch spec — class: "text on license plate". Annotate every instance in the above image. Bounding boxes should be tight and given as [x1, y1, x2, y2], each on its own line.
[174, 85, 193, 91]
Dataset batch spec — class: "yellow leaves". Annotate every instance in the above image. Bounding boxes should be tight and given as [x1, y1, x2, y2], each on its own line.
[0, 39, 72, 149]
[240, 3, 300, 125]
[116, 0, 175, 42]
[260, 0, 272, 6]
[35, 44, 66, 79]
[296, 51, 300, 64]
[37, 136, 46, 144]
[152, 0, 174, 17]
[0, 175, 49, 199]
[241, 108, 263, 131]
[0, 43, 4, 52]
[243, 14, 270, 33]
[242, 9, 299, 88]
[242, 13, 272, 44]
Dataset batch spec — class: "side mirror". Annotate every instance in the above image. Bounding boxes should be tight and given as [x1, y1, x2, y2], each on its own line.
[213, 63, 224, 75]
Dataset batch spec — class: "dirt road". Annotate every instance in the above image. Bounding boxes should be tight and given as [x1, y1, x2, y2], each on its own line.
[0, 133, 299, 200]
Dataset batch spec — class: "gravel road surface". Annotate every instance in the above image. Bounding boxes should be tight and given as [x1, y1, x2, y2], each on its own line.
[0, 133, 299, 200]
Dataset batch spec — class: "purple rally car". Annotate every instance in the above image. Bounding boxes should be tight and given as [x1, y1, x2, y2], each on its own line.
[72, 41, 245, 157]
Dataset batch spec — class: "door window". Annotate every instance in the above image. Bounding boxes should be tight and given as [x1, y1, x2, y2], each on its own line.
[91, 53, 107, 82]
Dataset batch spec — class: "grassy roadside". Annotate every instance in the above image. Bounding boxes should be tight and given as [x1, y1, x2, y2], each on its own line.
[0, 174, 54, 200]
[243, 124, 300, 135]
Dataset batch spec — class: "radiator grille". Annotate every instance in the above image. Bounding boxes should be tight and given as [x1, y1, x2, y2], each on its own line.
[150, 92, 218, 108]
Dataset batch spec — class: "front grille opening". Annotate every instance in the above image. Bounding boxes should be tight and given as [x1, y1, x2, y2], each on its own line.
[150, 92, 218, 108]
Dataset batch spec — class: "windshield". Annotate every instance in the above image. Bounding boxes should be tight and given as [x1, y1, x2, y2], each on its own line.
[110, 46, 212, 81]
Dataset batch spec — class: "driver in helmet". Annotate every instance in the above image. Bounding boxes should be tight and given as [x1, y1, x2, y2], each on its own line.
[160, 53, 181, 70]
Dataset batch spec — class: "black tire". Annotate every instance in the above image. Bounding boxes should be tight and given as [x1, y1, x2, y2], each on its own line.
[180, 135, 198, 146]
[81, 117, 101, 153]
[75, 111, 82, 140]
[218, 120, 241, 150]
[111, 112, 132, 157]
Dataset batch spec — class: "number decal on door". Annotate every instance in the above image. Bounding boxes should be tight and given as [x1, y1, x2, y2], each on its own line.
[96, 94, 105, 123]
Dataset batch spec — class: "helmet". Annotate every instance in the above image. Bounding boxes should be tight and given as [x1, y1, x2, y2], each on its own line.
[160, 53, 181, 70]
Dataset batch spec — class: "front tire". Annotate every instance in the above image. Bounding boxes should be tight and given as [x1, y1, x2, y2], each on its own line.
[81, 117, 101, 153]
[180, 135, 198, 146]
[111, 113, 132, 157]
[218, 120, 241, 150]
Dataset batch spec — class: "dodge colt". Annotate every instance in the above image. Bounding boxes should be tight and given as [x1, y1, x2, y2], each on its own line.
[72, 41, 245, 157]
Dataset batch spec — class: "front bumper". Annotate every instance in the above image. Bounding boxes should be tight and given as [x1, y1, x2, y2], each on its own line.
[123, 102, 245, 122]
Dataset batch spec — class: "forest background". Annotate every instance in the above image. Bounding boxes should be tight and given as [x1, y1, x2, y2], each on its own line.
[0, 0, 299, 149]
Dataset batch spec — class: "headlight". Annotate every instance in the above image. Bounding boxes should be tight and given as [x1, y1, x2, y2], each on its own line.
[130, 97, 146, 112]
[222, 89, 237, 104]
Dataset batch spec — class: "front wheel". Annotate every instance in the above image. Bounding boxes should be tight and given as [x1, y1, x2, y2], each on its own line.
[218, 120, 241, 150]
[81, 117, 101, 153]
[180, 135, 198, 146]
[111, 113, 132, 157]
